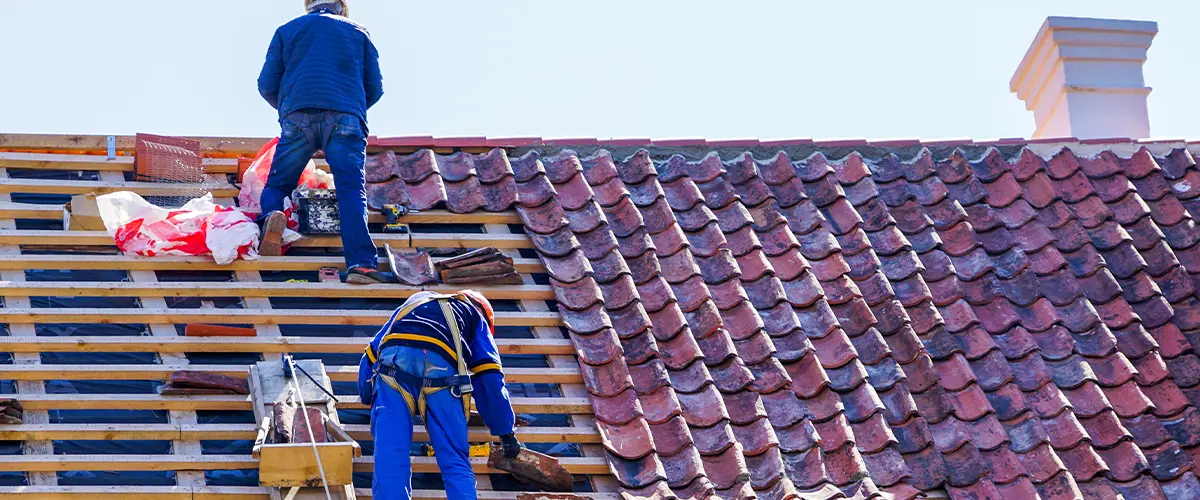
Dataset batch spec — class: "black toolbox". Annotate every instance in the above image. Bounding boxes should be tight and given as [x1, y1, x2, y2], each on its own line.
[293, 188, 340, 235]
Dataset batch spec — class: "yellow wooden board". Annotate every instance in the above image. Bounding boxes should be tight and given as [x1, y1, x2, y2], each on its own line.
[0, 308, 561, 327]
[0, 454, 611, 474]
[0, 230, 534, 249]
[0, 365, 582, 384]
[0, 178, 240, 198]
[0, 424, 600, 444]
[258, 442, 355, 487]
[0, 254, 544, 273]
[0, 336, 574, 355]
[0, 281, 555, 300]
[0, 486, 624, 499]
[14, 394, 593, 414]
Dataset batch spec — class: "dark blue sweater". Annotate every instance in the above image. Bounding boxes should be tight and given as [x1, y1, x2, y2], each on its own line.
[258, 10, 383, 125]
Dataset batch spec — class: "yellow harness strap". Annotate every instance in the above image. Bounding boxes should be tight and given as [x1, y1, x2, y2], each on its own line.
[439, 298, 473, 422]
[373, 293, 474, 422]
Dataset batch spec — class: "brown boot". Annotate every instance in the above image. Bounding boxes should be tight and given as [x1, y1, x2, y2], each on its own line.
[258, 211, 287, 257]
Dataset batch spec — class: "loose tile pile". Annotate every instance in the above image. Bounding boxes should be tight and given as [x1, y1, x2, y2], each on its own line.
[159, 371, 251, 396]
[361, 143, 1200, 499]
[0, 398, 22, 425]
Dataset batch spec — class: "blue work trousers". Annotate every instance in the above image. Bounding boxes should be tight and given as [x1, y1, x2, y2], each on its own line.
[260, 109, 378, 270]
[371, 346, 476, 500]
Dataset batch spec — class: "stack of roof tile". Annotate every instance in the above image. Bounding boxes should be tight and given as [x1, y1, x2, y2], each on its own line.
[361, 142, 1200, 499]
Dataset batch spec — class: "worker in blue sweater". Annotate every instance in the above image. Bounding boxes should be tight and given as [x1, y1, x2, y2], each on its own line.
[358, 290, 522, 499]
[257, 0, 390, 284]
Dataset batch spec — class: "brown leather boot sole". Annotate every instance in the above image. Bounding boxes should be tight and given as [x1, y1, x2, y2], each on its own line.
[258, 211, 287, 257]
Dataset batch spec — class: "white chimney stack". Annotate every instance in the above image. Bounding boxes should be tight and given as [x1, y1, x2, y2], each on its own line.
[1010, 16, 1158, 140]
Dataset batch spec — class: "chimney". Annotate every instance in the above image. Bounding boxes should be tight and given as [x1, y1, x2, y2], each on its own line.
[1010, 16, 1158, 140]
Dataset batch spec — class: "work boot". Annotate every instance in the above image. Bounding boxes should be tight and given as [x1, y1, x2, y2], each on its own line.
[346, 266, 397, 285]
[258, 211, 287, 257]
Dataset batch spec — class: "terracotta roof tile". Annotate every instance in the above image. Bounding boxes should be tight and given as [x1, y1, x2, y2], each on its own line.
[362, 145, 1200, 497]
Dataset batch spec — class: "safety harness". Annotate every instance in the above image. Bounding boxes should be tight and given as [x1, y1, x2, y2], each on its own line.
[370, 293, 485, 421]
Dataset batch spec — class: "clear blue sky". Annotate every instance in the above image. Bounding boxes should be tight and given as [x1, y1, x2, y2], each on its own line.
[2, 1, 1197, 141]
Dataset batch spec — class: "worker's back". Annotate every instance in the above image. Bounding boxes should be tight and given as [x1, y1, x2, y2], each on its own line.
[258, 11, 382, 124]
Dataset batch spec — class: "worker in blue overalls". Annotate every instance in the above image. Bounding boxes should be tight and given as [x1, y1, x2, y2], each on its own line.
[357, 290, 522, 499]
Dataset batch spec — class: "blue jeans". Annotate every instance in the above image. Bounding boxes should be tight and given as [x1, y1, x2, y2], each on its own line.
[260, 109, 378, 270]
[371, 346, 475, 500]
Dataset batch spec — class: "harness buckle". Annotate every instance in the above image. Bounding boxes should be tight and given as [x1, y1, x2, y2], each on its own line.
[449, 377, 473, 398]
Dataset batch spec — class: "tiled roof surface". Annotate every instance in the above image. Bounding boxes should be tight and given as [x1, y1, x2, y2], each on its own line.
[365, 142, 1200, 499]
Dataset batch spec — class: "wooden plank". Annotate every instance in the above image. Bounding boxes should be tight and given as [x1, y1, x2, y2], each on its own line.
[0, 254, 545, 273]
[0, 308, 560, 327]
[0, 486, 621, 499]
[14, 394, 593, 414]
[5, 200, 525, 225]
[0, 454, 611, 474]
[0, 152, 136, 172]
[0, 152, 240, 174]
[0, 365, 582, 384]
[0, 202, 64, 220]
[0, 178, 240, 198]
[0, 230, 533, 249]
[258, 442, 355, 488]
[0, 423, 600, 444]
[0, 336, 575, 355]
[0, 134, 272, 156]
[0, 281, 555, 300]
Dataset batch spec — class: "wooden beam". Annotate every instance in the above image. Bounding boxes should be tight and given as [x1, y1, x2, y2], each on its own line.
[0, 281, 555, 300]
[14, 394, 593, 414]
[0, 336, 575, 355]
[0, 364, 582, 384]
[0, 423, 601, 444]
[0, 134, 272, 156]
[0, 179, 240, 198]
[0, 202, 64, 220]
[0, 230, 533, 249]
[0, 308, 561, 327]
[0, 153, 240, 174]
[0, 254, 544, 273]
[4, 201, 525, 225]
[0, 454, 611, 474]
[0, 153, 136, 172]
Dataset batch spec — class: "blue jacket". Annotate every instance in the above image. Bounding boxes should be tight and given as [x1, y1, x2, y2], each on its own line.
[258, 9, 383, 125]
[357, 297, 516, 437]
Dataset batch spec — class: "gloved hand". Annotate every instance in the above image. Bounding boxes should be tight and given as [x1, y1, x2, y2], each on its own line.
[499, 433, 522, 459]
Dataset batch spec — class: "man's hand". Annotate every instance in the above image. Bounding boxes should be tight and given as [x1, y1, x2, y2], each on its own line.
[499, 433, 522, 459]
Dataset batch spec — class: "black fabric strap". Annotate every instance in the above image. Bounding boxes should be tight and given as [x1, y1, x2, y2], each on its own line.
[377, 363, 469, 389]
